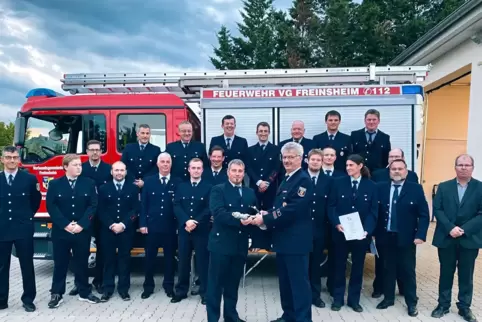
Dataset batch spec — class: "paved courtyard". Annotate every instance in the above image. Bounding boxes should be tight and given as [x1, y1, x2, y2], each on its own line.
[0, 222, 481, 322]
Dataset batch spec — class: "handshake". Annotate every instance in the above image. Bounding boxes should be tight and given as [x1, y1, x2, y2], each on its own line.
[232, 207, 268, 230]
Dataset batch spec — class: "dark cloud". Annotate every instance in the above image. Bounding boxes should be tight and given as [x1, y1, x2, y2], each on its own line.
[0, 0, 292, 122]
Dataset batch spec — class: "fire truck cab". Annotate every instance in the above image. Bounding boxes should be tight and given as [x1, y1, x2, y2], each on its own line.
[13, 64, 430, 270]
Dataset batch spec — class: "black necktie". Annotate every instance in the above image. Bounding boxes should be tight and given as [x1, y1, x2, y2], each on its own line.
[367, 132, 374, 144]
[294, 139, 299, 143]
[329, 134, 334, 141]
[312, 176, 316, 185]
[140, 145, 145, 151]
[183, 143, 187, 148]
[325, 170, 332, 176]
[8, 174, 13, 186]
[236, 185, 242, 196]
[226, 138, 231, 150]
[116, 183, 122, 191]
[161, 177, 167, 185]
[260, 144, 265, 150]
[192, 182, 197, 187]
[69, 179, 76, 189]
[352, 180, 358, 198]
[390, 185, 401, 231]
[213, 171, 218, 177]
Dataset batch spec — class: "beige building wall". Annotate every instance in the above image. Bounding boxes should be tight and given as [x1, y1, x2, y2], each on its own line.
[421, 84, 471, 204]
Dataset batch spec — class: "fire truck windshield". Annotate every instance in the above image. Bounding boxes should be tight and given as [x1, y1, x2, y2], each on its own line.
[19, 113, 107, 164]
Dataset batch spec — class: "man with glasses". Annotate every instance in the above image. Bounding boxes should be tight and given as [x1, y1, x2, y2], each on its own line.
[166, 121, 208, 181]
[0, 146, 41, 312]
[68, 140, 112, 296]
[431, 154, 482, 322]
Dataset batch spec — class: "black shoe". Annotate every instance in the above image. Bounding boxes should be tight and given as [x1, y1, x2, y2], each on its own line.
[372, 291, 382, 298]
[0, 303, 7, 310]
[201, 296, 206, 305]
[141, 291, 152, 299]
[100, 293, 112, 302]
[119, 292, 131, 301]
[170, 295, 187, 303]
[431, 305, 449, 318]
[312, 297, 325, 308]
[165, 290, 174, 298]
[331, 303, 342, 311]
[78, 293, 101, 304]
[376, 300, 394, 309]
[349, 303, 363, 312]
[69, 286, 78, 296]
[48, 294, 63, 309]
[270, 319, 287, 322]
[458, 309, 477, 322]
[408, 306, 418, 317]
[22, 303, 36, 312]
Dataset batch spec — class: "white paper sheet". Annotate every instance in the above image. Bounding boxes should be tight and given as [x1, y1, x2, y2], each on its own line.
[339, 212, 365, 241]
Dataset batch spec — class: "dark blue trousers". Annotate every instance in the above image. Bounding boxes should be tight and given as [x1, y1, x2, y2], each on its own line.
[51, 232, 91, 297]
[206, 252, 245, 322]
[332, 239, 368, 306]
[174, 229, 209, 297]
[143, 232, 177, 293]
[101, 228, 134, 294]
[277, 254, 312, 322]
[0, 238, 36, 305]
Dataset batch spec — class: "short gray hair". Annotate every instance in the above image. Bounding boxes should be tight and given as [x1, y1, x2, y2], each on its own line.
[157, 152, 172, 162]
[228, 159, 245, 170]
[281, 142, 303, 156]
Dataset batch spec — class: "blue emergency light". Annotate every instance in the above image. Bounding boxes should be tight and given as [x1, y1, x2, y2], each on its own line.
[25, 88, 64, 98]
[401, 84, 424, 96]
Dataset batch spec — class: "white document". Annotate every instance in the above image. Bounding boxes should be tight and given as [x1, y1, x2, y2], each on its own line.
[339, 212, 365, 241]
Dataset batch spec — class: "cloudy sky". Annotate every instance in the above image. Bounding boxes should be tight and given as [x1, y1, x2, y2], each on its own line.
[0, 0, 293, 122]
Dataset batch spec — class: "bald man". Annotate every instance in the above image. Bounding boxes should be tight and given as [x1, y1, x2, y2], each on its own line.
[278, 120, 314, 171]
[371, 148, 419, 183]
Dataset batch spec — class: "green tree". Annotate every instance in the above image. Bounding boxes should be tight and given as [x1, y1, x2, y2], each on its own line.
[0, 122, 15, 170]
[211, 0, 286, 69]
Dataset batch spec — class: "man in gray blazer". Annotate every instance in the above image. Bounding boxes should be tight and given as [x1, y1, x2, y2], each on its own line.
[431, 154, 482, 322]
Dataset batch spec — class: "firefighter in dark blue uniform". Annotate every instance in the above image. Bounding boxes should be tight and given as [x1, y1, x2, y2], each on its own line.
[320, 147, 348, 178]
[120, 123, 161, 188]
[46, 154, 101, 309]
[139, 152, 181, 299]
[374, 159, 429, 317]
[68, 140, 112, 296]
[0, 146, 41, 312]
[208, 115, 249, 169]
[206, 159, 257, 322]
[252, 142, 314, 322]
[371, 148, 419, 298]
[328, 154, 378, 312]
[247, 122, 281, 250]
[306, 149, 333, 309]
[172, 158, 212, 304]
[97, 161, 139, 302]
[278, 120, 314, 172]
[165, 121, 208, 181]
[351, 109, 391, 173]
[202, 146, 229, 185]
[313, 110, 352, 173]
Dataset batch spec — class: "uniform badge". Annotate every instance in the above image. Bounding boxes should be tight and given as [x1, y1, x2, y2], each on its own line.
[36, 183, 40, 191]
[297, 186, 306, 197]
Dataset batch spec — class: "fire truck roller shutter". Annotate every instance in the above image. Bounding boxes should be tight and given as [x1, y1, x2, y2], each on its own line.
[278, 105, 416, 171]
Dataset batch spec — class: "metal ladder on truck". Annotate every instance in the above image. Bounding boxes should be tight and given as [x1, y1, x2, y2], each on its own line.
[61, 63, 430, 287]
[61, 63, 431, 99]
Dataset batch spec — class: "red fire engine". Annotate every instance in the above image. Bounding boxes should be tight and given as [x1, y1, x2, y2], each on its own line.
[13, 64, 430, 274]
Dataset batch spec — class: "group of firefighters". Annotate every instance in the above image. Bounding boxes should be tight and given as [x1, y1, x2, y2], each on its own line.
[0, 108, 480, 322]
